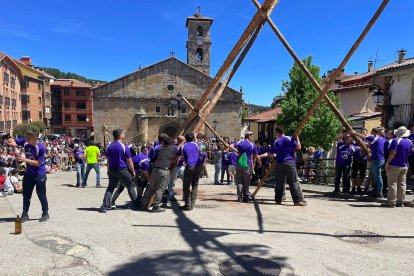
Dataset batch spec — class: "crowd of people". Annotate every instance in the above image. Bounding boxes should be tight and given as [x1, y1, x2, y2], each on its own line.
[2, 122, 413, 222]
[333, 124, 414, 207]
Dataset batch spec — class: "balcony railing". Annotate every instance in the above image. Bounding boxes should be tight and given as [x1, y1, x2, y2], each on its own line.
[384, 104, 414, 129]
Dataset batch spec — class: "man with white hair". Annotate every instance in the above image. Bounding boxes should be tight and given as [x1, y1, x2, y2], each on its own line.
[382, 126, 413, 207]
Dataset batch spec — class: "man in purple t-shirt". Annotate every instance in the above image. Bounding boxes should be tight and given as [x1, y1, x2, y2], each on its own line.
[230, 131, 260, 202]
[355, 127, 386, 198]
[333, 133, 355, 194]
[382, 126, 413, 207]
[100, 129, 137, 213]
[73, 144, 85, 187]
[259, 127, 305, 206]
[9, 127, 49, 222]
[175, 132, 200, 211]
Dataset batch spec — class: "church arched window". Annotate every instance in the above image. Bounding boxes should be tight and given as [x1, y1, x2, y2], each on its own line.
[196, 48, 203, 61]
[197, 26, 203, 36]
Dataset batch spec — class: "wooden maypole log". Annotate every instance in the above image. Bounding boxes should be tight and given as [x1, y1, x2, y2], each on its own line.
[251, 0, 390, 155]
[177, 0, 280, 137]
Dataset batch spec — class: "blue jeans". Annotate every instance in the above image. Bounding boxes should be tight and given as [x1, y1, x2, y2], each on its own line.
[75, 163, 85, 186]
[214, 163, 221, 184]
[82, 163, 101, 186]
[371, 159, 385, 194]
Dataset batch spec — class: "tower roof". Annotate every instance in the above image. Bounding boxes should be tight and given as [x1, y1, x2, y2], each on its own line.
[185, 10, 213, 27]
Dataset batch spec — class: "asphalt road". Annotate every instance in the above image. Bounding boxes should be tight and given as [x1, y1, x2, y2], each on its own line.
[1, 165, 413, 275]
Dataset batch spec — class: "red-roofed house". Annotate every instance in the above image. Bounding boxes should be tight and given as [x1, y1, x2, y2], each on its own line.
[246, 107, 282, 142]
[50, 79, 93, 137]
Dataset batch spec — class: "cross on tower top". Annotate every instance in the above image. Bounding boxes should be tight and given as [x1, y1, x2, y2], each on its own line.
[170, 51, 176, 57]
[195, 6, 201, 17]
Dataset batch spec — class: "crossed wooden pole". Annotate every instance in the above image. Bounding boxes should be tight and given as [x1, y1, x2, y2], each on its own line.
[177, 0, 390, 198]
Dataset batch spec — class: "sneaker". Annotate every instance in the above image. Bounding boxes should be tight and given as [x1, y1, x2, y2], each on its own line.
[350, 187, 356, 195]
[237, 197, 243, 203]
[332, 189, 340, 195]
[293, 201, 307, 207]
[395, 202, 404, 207]
[357, 187, 363, 194]
[180, 205, 191, 211]
[275, 201, 282, 205]
[96, 184, 103, 188]
[152, 207, 166, 213]
[39, 212, 49, 222]
[81, 185, 86, 188]
[75, 184, 80, 188]
[110, 204, 117, 210]
[21, 213, 29, 223]
[380, 202, 395, 208]
[99, 207, 108, 213]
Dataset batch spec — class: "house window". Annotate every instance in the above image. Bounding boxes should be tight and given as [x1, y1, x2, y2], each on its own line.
[76, 102, 86, 110]
[45, 106, 50, 114]
[45, 92, 50, 99]
[196, 48, 203, 61]
[77, 115, 87, 122]
[38, 97, 42, 104]
[64, 115, 71, 122]
[63, 89, 70, 96]
[197, 26, 203, 36]
[38, 83, 41, 90]
[76, 89, 86, 96]
[11, 78, 16, 89]
[6, 121, 11, 129]
[3, 72, 9, 83]
[5, 97, 10, 106]
[64, 102, 70, 109]
[22, 111, 30, 120]
[155, 106, 161, 113]
[21, 95, 29, 104]
[0, 122, 4, 131]
[38, 111, 42, 119]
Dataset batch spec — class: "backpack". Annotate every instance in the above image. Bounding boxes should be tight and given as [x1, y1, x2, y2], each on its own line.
[237, 153, 248, 170]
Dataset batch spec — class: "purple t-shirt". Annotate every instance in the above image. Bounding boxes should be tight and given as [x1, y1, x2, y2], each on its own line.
[229, 151, 238, 165]
[222, 152, 231, 166]
[408, 133, 414, 157]
[74, 149, 84, 164]
[235, 140, 257, 167]
[366, 135, 386, 161]
[132, 153, 150, 172]
[177, 142, 199, 167]
[105, 141, 131, 169]
[389, 138, 412, 167]
[197, 152, 207, 166]
[272, 136, 297, 164]
[15, 138, 46, 176]
[336, 142, 355, 165]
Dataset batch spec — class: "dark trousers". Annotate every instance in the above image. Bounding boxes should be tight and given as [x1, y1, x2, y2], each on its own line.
[274, 162, 303, 203]
[141, 168, 170, 208]
[23, 174, 48, 214]
[183, 166, 201, 206]
[221, 165, 230, 183]
[103, 168, 137, 209]
[335, 164, 351, 192]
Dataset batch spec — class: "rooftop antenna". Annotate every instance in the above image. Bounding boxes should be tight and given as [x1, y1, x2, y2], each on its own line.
[195, 6, 201, 17]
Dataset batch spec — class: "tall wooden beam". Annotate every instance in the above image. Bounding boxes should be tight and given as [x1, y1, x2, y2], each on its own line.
[252, 0, 390, 154]
[177, 0, 280, 137]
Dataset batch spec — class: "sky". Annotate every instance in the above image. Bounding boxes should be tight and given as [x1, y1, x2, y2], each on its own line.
[1, 0, 413, 106]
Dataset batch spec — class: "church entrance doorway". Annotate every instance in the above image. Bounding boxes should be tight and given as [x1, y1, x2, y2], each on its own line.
[161, 126, 178, 138]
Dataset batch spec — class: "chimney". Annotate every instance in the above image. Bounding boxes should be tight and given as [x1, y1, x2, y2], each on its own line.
[70, 81, 74, 86]
[20, 56, 32, 66]
[368, 58, 374, 72]
[398, 49, 406, 64]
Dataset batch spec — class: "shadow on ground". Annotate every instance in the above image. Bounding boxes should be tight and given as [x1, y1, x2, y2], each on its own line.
[108, 203, 290, 275]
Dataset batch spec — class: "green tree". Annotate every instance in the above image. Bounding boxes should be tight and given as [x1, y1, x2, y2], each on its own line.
[276, 56, 342, 150]
[13, 121, 46, 137]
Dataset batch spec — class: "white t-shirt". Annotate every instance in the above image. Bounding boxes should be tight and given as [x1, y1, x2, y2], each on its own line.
[3, 176, 18, 193]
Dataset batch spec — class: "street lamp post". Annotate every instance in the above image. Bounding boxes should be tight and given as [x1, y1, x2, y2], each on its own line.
[102, 124, 108, 149]
[212, 120, 218, 138]
[371, 87, 385, 125]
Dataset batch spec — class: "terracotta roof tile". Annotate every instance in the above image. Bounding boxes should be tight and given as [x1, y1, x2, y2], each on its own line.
[247, 107, 282, 122]
[51, 79, 91, 88]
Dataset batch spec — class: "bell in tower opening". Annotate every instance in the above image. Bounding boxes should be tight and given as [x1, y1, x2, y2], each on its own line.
[186, 8, 213, 75]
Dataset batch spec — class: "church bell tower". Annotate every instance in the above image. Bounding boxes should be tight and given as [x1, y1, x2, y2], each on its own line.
[186, 8, 213, 75]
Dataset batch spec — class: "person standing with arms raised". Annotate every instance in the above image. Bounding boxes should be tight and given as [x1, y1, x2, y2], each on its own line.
[100, 129, 137, 213]
[9, 127, 49, 222]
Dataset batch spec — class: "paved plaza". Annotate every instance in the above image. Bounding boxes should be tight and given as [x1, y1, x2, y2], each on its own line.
[1, 165, 413, 275]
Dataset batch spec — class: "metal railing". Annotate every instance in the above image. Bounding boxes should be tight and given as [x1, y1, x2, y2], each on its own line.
[384, 104, 414, 129]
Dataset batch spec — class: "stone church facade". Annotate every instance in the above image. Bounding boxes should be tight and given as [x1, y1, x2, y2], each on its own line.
[92, 11, 243, 143]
